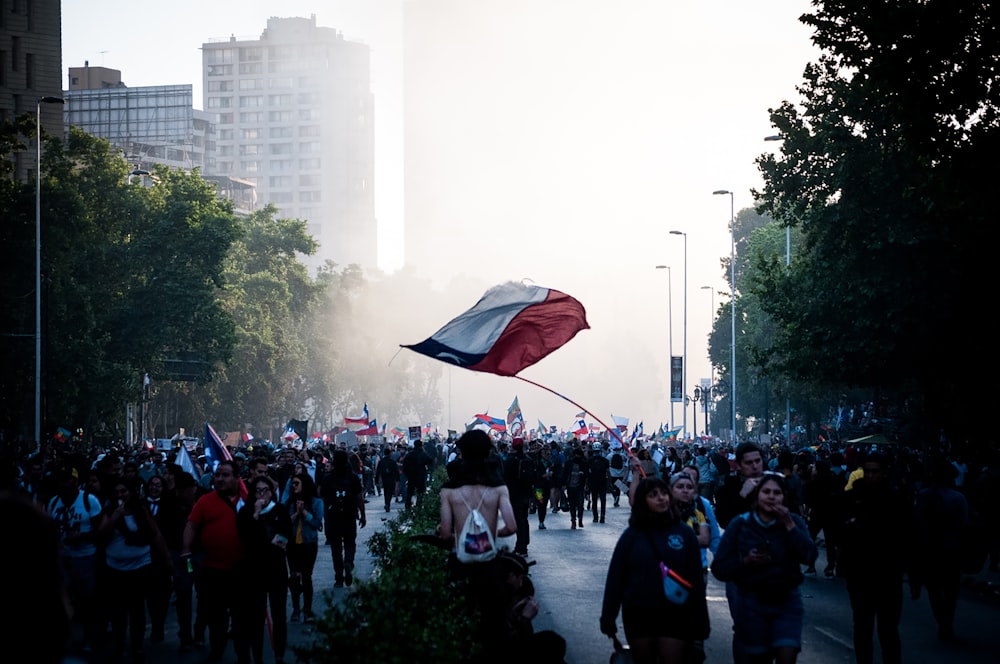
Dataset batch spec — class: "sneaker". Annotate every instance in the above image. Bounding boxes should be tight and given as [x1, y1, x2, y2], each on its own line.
[571, 522, 576, 530]
[538, 523, 546, 530]
[290, 610, 301, 623]
[578, 521, 584, 529]
[593, 517, 599, 523]
[345, 568, 354, 586]
[804, 566, 817, 576]
[600, 516, 605, 523]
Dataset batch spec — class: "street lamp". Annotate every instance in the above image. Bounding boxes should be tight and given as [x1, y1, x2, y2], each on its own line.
[669, 230, 687, 440]
[713, 189, 737, 442]
[36, 95, 65, 445]
[700, 285, 715, 387]
[765, 134, 792, 442]
[654, 265, 674, 430]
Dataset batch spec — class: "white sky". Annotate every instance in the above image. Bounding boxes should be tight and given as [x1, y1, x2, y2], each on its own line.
[62, 0, 821, 437]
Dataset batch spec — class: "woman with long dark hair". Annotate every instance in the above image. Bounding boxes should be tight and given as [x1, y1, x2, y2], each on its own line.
[712, 472, 818, 664]
[600, 477, 709, 663]
[98, 477, 170, 663]
[286, 471, 324, 623]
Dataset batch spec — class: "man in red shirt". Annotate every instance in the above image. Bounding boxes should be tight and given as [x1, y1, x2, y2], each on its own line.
[182, 460, 249, 663]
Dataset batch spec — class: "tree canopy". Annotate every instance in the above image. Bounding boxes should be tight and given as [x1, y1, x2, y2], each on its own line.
[751, 0, 999, 443]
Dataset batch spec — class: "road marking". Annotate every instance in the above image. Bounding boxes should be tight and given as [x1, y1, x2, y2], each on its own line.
[706, 595, 727, 602]
[815, 626, 854, 650]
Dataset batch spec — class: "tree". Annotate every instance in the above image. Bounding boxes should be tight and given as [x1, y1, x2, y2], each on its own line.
[752, 0, 999, 443]
[0, 124, 240, 442]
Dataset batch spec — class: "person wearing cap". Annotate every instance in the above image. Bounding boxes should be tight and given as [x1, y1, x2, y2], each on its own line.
[503, 437, 537, 556]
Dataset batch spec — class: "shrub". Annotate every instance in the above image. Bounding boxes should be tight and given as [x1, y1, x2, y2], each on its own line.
[295, 470, 482, 663]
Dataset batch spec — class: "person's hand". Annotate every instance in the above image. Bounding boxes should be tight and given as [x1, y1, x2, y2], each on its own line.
[771, 504, 796, 529]
[600, 617, 617, 637]
[359, 516, 367, 528]
[514, 596, 538, 621]
[739, 476, 761, 498]
[296, 500, 305, 515]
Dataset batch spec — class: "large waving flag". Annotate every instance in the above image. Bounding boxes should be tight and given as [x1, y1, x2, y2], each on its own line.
[345, 403, 369, 425]
[175, 444, 200, 481]
[664, 426, 683, 441]
[401, 281, 589, 377]
[572, 419, 588, 436]
[611, 415, 629, 431]
[507, 396, 525, 437]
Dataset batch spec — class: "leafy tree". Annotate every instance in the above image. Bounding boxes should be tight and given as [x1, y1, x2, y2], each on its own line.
[752, 0, 999, 443]
[1, 124, 240, 441]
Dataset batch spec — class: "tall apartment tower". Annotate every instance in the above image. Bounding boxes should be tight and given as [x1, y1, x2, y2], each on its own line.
[202, 16, 376, 270]
[0, 0, 63, 180]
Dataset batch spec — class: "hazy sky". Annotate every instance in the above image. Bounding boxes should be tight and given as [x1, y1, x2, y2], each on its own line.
[62, 1, 821, 437]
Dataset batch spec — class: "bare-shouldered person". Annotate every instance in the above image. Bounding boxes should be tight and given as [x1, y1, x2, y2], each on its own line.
[439, 430, 516, 549]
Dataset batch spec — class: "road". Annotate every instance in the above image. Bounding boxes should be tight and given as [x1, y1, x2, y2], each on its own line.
[69, 492, 1000, 663]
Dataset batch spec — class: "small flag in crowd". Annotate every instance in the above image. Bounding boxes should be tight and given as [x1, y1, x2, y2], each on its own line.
[402, 281, 589, 377]
[175, 444, 199, 481]
[356, 419, 379, 436]
[54, 426, 71, 442]
[345, 403, 369, 425]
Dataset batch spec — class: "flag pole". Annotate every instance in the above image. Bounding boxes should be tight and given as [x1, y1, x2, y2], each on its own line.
[513, 375, 645, 477]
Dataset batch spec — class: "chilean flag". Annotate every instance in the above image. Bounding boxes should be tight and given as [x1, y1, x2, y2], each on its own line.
[402, 282, 589, 377]
[345, 403, 369, 425]
[356, 419, 379, 436]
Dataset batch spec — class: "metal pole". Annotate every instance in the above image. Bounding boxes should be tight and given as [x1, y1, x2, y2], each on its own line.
[35, 101, 41, 445]
[656, 265, 674, 430]
[713, 190, 737, 442]
[670, 231, 688, 440]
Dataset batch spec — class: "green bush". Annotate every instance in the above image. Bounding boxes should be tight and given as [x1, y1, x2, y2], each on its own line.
[295, 470, 482, 663]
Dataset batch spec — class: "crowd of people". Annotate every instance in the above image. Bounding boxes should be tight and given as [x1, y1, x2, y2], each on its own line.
[2, 428, 998, 664]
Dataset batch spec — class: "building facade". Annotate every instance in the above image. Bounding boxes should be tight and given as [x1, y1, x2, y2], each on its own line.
[201, 15, 376, 269]
[64, 65, 214, 173]
[0, 0, 63, 180]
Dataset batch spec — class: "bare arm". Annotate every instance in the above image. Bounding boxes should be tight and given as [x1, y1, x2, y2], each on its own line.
[497, 486, 517, 538]
[438, 488, 455, 546]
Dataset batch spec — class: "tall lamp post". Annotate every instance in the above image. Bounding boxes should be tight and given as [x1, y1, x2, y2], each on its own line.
[700, 285, 715, 387]
[765, 134, 792, 442]
[36, 95, 65, 445]
[712, 189, 736, 442]
[654, 265, 674, 430]
[669, 230, 687, 440]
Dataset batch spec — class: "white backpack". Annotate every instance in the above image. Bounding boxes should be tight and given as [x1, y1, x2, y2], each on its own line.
[456, 488, 497, 563]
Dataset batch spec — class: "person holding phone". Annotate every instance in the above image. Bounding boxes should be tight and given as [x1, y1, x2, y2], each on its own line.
[237, 475, 293, 664]
[600, 477, 709, 664]
[712, 472, 818, 664]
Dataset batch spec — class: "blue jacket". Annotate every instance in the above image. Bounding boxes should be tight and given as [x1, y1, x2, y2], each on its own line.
[286, 496, 324, 545]
[712, 511, 817, 595]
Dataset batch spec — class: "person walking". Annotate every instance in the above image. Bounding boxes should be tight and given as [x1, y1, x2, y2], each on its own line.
[588, 442, 611, 523]
[98, 476, 170, 664]
[837, 453, 910, 664]
[712, 472, 818, 664]
[286, 471, 324, 624]
[503, 437, 537, 556]
[181, 460, 249, 663]
[375, 447, 400, 513]
[600, 477, 709, 664]
[320, 450, 366, 588]
[401, 440, 433, 510]
[237, 475, 292, 664]
[910, 458, 971, 642]
[563, 447, 589, 530]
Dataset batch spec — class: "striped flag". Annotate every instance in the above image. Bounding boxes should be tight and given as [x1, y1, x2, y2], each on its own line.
[204, 423, 232, 472]
[175, 444, 200, 481]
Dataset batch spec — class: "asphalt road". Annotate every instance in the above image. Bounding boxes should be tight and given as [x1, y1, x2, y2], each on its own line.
[67, 492, 1000, 663]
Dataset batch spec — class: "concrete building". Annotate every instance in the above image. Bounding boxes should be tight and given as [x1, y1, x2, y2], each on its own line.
[202, 15, 376, 270]
[64, 64, 214, 173]
[0, 0, 63, 180]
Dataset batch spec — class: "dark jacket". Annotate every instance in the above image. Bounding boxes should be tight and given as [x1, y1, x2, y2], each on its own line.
[562, 455, 589, 490]
[712, 511, 817, 599]
[503, 450, 537, 502]
[237, 502, 292, 578]
[837, 480, 911, 579]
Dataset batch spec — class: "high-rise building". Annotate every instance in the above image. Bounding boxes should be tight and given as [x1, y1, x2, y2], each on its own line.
[0, 0, 63, 180]
[64, 64, 214, 173]
[202, 15, 376, 270]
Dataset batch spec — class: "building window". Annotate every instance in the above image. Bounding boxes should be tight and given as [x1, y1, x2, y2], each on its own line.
[207, 80, 234, 92]
[299, 125, 320, 137]
[269, 175, 293, 188]
[299, 108, 320, 121]
[240, 47, 264, 62]
[239, 62, 263, 75]
[241, 160, 260, 173]
[218, 113, 234, 124]
[239, 95, 263, 108]
[205, 48, 234, 64]
[11, 37, 20, 71]
[239, 78, 262, 91]
[268, 110, 292, 122]
[270, 191, 294, 203]
[207, 64, 233, 76]
[269, 126, 293, 138]
[299, 174, 322, 186]
[239, 144, 261, 156]
[298, 92, 321, 105]
[207, 97, 231, 109]
[239, 112, 262, 123]
[269, 159, 292, 172]
[241, 128, 260, 139]
[299, 157, 321, 170]
[299, 141, 321, 154]
[269, 142, 293, 155]
[269, 77, 295, 89]
[218, 129, 233, 140]
[269, 94, 293, 106]
[300, 191, 322, 203]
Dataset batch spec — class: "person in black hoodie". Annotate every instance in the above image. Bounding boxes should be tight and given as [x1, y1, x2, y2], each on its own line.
[503, 437, 537, 555]
[238, 475, 293, 664]
[837, 452, 910, 664]
[563, 447, 590, 530]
